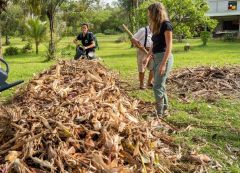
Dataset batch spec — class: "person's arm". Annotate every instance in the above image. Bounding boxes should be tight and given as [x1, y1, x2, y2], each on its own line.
[84, 41, 95, 50]
[131, 28, 146, 51]
[73, 35, 81, 46]
[159, 30, 172, 75]
[83, 33, 95, 50]
[131, 38, 146, 52]
[73, 38, 80, 45]
[143, 45, 153, 68]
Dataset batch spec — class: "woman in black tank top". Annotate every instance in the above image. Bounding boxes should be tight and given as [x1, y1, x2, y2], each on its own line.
[144, 2, 174, 116]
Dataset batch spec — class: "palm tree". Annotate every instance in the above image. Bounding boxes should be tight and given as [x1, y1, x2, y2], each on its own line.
[22, 0, 65, 59]
[42, 0, 65, 60]
[25, 17, 47, 54]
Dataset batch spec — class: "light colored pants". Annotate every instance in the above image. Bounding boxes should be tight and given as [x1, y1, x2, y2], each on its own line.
[153, 52, 174, 108]
[137, 49, 153, 72]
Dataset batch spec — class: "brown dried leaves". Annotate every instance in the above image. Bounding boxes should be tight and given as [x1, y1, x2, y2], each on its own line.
[0, 60, 209, 172]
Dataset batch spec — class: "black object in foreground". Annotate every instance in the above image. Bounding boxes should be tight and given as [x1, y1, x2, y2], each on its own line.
[0, 58, 24, 92]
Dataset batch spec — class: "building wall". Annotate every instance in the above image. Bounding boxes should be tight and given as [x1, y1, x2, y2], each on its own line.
[208, 0, 240, 13]
[207, 0, 240, 38]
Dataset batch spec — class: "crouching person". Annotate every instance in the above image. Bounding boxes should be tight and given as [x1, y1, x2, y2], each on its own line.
[73, 23, 96, 60]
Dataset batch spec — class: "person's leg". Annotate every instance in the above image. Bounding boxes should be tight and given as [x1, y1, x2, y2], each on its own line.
[153, 53, 173, 115]
[86, 50, 91, 59]
[153, 57, 165, 115]
[137, 49, 145, 89]
[147, 59, 154, 87]
[147, 70, 153, 86]
[139, 72, 145, 89]
[74, 47, 83, 60]
[162, 55, 174, 110]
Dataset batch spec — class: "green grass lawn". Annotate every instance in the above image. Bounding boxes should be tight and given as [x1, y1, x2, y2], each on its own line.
[1, 35, 240, 172]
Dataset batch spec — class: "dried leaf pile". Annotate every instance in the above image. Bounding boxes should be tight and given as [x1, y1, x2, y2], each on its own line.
[168, 66, 240, 101]
[0, 60, 209, 172]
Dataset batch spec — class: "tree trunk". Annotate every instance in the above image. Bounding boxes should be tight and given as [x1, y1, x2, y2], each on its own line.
[47, 11, 55, 60]
[128, 1, 134, 33]
[5, 35, 10, 45]
[36, 42, 39, 54]
[135, 0, 139, 29]
[177, 34, 183, 43]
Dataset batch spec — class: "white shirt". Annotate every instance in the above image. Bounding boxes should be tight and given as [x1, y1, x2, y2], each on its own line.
[133, 26, 152, 48]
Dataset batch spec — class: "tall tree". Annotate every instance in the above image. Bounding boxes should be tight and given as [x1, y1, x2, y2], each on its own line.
[28, 0, 42, 15]
[136, 0, 217, 41]
[25, 0, 65, 60]
[0, 4, 23, 45]
[0, 0, 9, 57]
[118, 0, 147, 33]
[118, 0, 138, 33]
[61, 0, 101, 35]
[163, 0, 217, 41]
[100, 7, 127, 33]
[25, 17, 47, 54]
[42, 0, 65, 60]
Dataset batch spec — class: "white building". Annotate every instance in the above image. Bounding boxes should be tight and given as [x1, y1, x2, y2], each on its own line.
[206, 0, 240, 37]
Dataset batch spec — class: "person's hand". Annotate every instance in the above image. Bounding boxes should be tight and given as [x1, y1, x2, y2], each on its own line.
[143, 55, 153, 67]
[136, 41, 142, 48]
[159, 63, 166, 76]
[83, 46, 88, 50]
[143, 56, 149, 68]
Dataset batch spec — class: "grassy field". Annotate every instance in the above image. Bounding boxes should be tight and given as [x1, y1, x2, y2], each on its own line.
[1, 35, 240, 172]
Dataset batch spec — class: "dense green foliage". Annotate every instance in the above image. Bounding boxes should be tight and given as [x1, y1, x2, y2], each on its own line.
[0, 0, 219, 58]
[4, 46, 19, 55]
[200, 30, 211, 46]
[25, 17, 47, 54]
[136, 0, 217, 41]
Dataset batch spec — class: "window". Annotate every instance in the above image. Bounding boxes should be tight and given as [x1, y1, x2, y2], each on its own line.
[223, 21, 239, 30]
[228, 1, 237, 10]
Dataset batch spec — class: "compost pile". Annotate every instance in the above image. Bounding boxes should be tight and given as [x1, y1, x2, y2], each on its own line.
[0, 60, 209, 173]
[168, 66, 240, 101]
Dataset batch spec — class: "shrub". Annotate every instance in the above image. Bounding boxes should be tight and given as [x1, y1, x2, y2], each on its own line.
[22, 42, 32, 53]
[200, 31, 211, 46]
[224, 33, 236, 41]
[4, 47, 19, 56]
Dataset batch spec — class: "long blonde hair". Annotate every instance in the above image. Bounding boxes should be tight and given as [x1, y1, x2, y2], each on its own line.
[148, 2, 168, 35]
